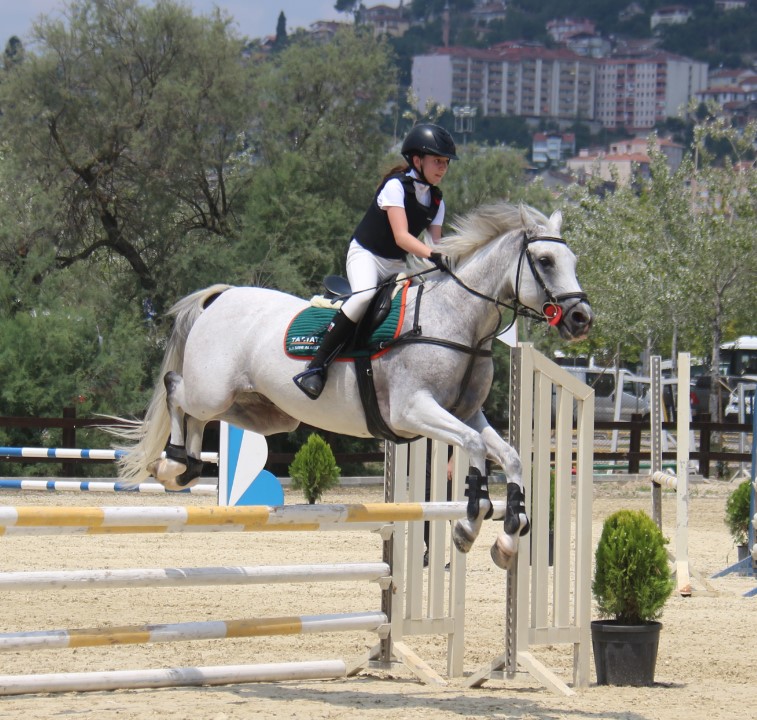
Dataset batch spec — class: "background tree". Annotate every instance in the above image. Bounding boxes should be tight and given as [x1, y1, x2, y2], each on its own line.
[273, 11, 288, 51]
[441, 143, 553, 214]
[0, 0, 256, 311]
[563, 116, 756, 406]
[3, 36, 24, 69]
[236, 28, 396, 297]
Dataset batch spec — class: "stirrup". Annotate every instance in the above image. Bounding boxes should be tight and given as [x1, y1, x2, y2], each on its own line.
[293, 367, 325, 399]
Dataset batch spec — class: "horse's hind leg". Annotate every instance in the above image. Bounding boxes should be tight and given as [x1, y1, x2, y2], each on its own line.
[173, 415, 207, 488]
[148, 371, 190, 486]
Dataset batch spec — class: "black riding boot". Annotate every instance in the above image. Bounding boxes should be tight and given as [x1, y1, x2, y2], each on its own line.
[293, 310, 357, 399]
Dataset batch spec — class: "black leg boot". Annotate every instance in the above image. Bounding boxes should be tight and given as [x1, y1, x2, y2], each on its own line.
[293, 310, 357, 399]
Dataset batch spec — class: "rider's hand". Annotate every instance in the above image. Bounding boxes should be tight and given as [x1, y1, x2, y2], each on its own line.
[429, 252, 450, 273]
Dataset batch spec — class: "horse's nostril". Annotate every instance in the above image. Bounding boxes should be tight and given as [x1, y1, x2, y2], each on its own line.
[569, 309, 592, 329]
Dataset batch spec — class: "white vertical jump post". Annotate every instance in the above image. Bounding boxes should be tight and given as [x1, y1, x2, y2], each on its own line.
[650, 353, 719, 596]
[379, 439, 469, 680]
[649, 353, 695, 596]
[465, 343, 594, 695]
[748, 409, 757, 597]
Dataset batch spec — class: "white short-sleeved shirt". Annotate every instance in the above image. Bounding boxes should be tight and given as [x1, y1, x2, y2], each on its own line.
[376, 169, 445, 228]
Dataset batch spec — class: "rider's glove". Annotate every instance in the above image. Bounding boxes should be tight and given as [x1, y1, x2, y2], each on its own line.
[429, 252, 450, 273]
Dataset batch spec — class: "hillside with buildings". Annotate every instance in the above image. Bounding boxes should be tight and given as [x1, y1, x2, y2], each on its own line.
[321, 1, 757, 182]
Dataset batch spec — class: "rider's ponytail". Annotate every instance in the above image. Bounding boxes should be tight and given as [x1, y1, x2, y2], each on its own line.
[378, 163, 411, 190]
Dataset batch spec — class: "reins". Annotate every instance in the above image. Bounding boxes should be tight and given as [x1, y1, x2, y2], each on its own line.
[375, 231, 588, 414]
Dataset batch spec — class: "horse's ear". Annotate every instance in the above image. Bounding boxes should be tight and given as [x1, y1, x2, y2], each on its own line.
[547, 210, 563, 236]
[518, 203, 531, 228]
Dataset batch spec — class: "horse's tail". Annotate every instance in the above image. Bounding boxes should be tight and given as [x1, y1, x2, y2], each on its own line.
[115, 284, 234, 484]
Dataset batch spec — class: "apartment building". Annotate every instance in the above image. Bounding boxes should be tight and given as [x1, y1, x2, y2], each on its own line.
[595, 53, 708, 129]
[413, 44, 707, 130]
[412, 44, 597, 121]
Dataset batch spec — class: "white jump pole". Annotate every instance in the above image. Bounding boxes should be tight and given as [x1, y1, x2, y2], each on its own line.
[0, 479, 217, 494]
[0, 562, 390, 591]
[0, 447, 218, 462]
[0, 660, 349, 696]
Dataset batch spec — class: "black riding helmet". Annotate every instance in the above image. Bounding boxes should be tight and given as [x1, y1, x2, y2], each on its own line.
[401, 123, 458, 164]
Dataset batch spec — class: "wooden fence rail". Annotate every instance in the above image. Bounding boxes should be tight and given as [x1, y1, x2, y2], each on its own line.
[0, 410, 752, 479]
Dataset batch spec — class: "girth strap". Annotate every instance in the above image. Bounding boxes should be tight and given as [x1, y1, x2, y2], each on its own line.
[354, 356, 419, 444]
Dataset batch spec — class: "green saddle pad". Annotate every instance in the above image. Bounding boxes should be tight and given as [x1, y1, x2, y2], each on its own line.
[285, 282, 409, 360]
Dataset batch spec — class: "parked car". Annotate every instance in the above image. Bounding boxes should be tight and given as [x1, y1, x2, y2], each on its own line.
[690, 336, 757, 421]
[689, 374, 732, 420]
[724, 378, 756, 423]
[557, 366, 650, 422]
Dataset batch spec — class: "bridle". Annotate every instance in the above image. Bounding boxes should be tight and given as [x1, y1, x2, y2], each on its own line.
[375, 231, 590, 415]
[517, 233, 590, 328]
[435, 231, 590, 337]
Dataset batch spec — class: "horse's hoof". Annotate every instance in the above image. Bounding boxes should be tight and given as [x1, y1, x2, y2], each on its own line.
[490, 533, 518, 570]
[148, 457, 186, 484]
[452, 520, 476, 554]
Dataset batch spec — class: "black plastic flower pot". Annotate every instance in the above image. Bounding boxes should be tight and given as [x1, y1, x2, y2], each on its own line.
[591, 620, 662, 686]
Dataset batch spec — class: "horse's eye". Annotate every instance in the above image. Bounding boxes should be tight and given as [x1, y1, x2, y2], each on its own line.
[538, 256, 554, 269]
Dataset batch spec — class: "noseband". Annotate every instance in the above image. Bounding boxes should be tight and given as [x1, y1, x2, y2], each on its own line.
[440, 231, 589, 334]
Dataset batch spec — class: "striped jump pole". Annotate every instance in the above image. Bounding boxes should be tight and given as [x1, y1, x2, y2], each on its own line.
[0, 446, 219, 463]
[0, 611, 388, 653]
[0, 478, 217, 494]
[0, 501, 507, 536]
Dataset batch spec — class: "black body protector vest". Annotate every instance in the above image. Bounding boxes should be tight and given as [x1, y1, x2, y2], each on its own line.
[352, 173, 443, 260]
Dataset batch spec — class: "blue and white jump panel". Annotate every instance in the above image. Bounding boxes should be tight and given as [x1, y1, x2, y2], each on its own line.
[218, 423, 283, 507]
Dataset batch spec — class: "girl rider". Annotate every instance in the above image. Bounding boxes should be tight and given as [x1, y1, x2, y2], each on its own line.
[293, 123, 458, 399]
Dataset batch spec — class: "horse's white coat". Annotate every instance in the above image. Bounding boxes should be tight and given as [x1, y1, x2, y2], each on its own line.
[117, 202, 592, 567]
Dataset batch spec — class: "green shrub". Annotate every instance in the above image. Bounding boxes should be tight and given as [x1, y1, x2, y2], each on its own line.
[725, 479, 752, 546]
[592, 509, 674, 624]
[288, 433, 340, 504]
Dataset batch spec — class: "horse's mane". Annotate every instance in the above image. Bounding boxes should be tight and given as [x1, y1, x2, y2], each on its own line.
[434, 202, 551, 262]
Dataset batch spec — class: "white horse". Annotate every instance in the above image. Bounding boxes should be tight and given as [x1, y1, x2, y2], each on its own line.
[116, 202, 592, 568]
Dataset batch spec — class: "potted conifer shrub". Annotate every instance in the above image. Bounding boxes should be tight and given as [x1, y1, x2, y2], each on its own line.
[591, 509, 674, 686]
[288, 433, 340, 504]
[725, 479, 752, 561]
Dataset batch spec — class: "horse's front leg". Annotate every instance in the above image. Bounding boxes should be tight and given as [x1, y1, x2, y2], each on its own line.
[470, 411, 530, 569]
[389, 394, 491, 554]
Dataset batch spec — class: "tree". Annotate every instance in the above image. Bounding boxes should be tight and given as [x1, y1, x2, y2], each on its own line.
[562, 117, 756, 397]
[0, 0, 256, 310]
[236, 28, 397, 297]
[273, 11, 288, 51]
[3, 36, 24, 69]
[441, 144, 553, 216]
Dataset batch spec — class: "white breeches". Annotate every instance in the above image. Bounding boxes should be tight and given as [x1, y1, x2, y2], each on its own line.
[340, 240, 407, 322]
